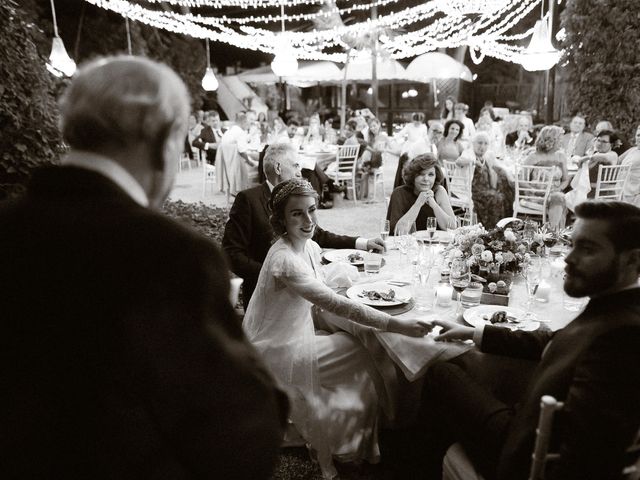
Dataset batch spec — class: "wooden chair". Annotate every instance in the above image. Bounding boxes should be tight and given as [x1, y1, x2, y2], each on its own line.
[442, 159, 474, 216]
[513, 165, 556, 223]
[331, 145, 359, 206]
[443, 395, 640, 480]
[594, 164, 631, 201]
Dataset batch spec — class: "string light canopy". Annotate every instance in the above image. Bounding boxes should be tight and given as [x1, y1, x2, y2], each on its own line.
[47, 0, 76, 77]
[201, 38, 219, 90]
[439, 0, 509, 16]
[271, 3, 298, 77]
[82, 0, 543, 65]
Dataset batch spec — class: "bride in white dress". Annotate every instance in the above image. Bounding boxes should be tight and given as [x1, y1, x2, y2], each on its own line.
[243, 179, 429, 479]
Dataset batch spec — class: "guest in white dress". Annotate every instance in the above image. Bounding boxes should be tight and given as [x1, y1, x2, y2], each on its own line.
[399, 112, 430, 155]
[243, 179, 429, 479]
[218, 112, 258, 195]
[453, 103, 476, 145]
[620, 125, 640, 206]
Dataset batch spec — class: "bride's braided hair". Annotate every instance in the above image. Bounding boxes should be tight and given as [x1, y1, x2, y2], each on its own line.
[269, 178, 318, 237]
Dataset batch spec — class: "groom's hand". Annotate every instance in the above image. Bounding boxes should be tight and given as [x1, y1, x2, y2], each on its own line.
[366, 237, 385, 253]
[430, 320, 475, 342]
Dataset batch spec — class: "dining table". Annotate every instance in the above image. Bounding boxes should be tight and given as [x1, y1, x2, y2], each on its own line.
[323, 232, 581, 384]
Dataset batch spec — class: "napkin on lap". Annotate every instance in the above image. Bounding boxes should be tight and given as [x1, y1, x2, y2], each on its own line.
[323, 263, 360, 289]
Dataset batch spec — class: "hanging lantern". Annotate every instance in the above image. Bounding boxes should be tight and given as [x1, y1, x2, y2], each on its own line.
[201, 39, 219, 91]
[520, 15, 561, 72]
[47, 0, 76, 77]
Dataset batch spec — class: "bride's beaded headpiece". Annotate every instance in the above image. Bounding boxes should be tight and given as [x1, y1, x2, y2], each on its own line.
[270, 178, 316, 211]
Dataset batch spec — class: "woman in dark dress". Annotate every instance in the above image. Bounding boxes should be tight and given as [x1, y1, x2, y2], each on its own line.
[386, 154, 456, 234]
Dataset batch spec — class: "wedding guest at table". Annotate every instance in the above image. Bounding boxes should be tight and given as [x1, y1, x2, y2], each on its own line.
[0, 56, 288, 480]
[437, 119, 465, 164]
[523, 125, 570, 230]
[476, 106, 503, 154]
[302, 113, 324, 148]
[399, 112, 430, 155]
[412, 201, 640, 480]
[453, 103, 476, 144]
[457, 131, 514, 229]
[586, 120, 628, 156]
[387, 153, 456, 233]
[620, 124, 640, 206]
[218, 112, 258, 195]
[576, 129, 619, 195]
[243, 178, 430, 480]
[359, 116, 396, 200]
[559, 113, 593, 161]
[505, 115, 536, 150]
[223, 142, 384, 309]
[428, 121, 445, 152]
[192, 110, 223, 164]
[440, 95, 456, 123]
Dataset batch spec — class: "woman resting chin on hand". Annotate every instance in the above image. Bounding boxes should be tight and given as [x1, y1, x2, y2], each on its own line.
[386, 153, 457, 234]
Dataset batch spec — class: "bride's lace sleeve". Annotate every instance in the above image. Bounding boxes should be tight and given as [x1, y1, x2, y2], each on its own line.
[271, 249, 390, 331]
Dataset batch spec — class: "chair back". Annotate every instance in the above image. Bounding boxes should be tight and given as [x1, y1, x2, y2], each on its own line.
[529, 395, 640, 480]
[594, 164, 631, 201]
[442, 159, 473, 213]
[335, 145, 359, 175]
[513, 165, 556, 221]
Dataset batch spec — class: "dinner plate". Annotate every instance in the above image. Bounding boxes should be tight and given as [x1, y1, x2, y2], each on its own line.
[414, 230, 452, 243]
[346, 282, 411, 307]
[463, 305, 540, 331]
[323, 249, 365, 265]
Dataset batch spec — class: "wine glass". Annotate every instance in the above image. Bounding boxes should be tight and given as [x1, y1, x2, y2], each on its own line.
[522, 220, 537, 253]
[450, 257, 470, 316]
[463, 211, 478, 227]
[426, 216, 437, 250]
[523, 255, 541, 319]
[394, 221, 416, 262]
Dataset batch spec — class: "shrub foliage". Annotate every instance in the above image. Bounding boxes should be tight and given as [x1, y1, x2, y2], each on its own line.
[560, 0, 640, 139]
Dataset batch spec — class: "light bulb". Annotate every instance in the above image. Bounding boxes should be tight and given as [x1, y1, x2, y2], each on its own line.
[201, 67, 219, 91]
[48, 36, 76, 77]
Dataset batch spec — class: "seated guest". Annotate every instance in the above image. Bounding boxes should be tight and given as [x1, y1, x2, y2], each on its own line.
[620, 124, 640, 206]
[505, 115, 536, 149]
[560, 113, 593, 162]
[457, 132, 514, 229]
[399, 112, 429, 155]
[387, 153, 456, 233]
[222, 142, 384, 309]
[476, 106, 503, 155]
[413, 201, 640, 480]
[523, 125, 570, 230]
[453, 103, 476, 145]
[436, 119, 465, 164]
[428, 121, 444, 155]
[576, 129, 619, 195]
[586, 120, 628, 156]
[1, 56, 287, 479]
[192, 110, 223, 164]
[243, 179, 429, 480]
[440, 96, 456, 123]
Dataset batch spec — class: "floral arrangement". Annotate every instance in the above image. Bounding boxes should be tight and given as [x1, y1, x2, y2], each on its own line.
[445, 222, 542, 288]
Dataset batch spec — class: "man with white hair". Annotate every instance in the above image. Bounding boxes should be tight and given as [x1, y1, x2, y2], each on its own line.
[505, 115, 536, 149]
[0, 56, 287, 479]
[223, 142, 384, 309]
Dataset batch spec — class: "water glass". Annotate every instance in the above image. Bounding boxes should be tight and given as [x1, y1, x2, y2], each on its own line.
[364, 252, 382, 275]
[460, 282, 483, 309]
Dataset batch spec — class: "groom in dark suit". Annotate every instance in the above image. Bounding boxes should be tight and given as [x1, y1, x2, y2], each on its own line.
[407, 201, 640, 480]
[0, 56, 287, 479]
[223, 142, 385, 309]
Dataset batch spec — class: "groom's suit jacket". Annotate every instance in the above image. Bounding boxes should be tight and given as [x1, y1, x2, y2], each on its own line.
[479, 288, 640, 480]
[223, 182, 357, 309]
[0, 166, 288, 479]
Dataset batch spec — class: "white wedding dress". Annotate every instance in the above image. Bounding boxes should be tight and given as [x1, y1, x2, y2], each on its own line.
[243, 238, 391, 479]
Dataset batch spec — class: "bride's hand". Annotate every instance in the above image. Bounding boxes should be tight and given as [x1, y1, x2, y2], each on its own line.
[387, 318, 433, 337]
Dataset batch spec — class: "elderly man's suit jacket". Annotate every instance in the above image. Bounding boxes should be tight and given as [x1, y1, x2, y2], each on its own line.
[560, 131, 594, 157]
[479, 288, 640, 480]
[223, 182, 357, 308]
[0, 166, 288, 479]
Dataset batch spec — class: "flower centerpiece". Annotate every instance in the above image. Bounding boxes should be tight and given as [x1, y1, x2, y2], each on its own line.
[445, 222, 541, 294]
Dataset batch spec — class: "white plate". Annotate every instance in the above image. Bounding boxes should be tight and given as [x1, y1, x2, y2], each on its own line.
[346, 283, 411, 307]
[463, 305, 540, 331]
[323, 249, 365, 265]
[414, 230, 452, 243]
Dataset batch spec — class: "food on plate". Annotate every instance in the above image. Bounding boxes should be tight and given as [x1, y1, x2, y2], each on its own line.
[347, 252, 364, 263]
[487, 310, 508, 324]
[358, 289, 396, 302]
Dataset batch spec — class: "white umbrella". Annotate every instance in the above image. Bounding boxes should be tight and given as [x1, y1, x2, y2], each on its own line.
[405, 52, 473, 82]
[238, 61, 342, 86]
[340, 56, 407, 81]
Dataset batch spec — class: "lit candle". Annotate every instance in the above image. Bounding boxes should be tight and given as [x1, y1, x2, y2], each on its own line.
[436, 283, 453, 306]
[536, 280, 551, 303]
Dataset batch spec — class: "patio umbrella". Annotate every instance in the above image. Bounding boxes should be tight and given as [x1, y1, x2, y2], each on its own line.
[405, 52, 473, 82]
[340, 56, 407, 81]
[238, 61, 342, 86]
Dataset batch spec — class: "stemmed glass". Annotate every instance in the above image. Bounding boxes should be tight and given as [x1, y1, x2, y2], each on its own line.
[380, 219, 390, 253]
[522, 220, 537, 253]
[450, 257, 471, 316]
[395, 221, 416, 264]
[523, 255, 541, 319]
[426, 217, 437, 256]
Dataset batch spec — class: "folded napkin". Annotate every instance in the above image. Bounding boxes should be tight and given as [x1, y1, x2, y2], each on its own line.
[322, 262, 360, 289]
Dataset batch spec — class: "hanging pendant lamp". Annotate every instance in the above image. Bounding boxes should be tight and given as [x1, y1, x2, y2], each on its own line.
[271, 4, 298, 78]
[47, 0, 76, 77]
[520, 2, 561, 72]
[201, 38, 219, 91]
